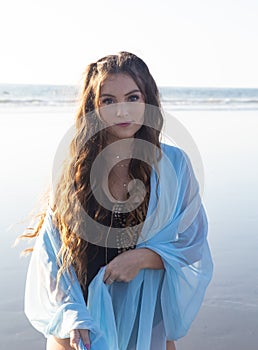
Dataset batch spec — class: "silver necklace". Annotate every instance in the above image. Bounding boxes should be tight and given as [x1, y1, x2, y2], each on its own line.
[114, 154, 131, 168]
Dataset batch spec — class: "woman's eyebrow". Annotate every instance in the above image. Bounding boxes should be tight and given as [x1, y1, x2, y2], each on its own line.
[100, 89, 141, 98]
[124, 89, 141, 96]
[100, 93, 115, 97]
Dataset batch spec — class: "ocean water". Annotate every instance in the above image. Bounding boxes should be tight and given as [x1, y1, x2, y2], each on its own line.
[0, 85, 258, 350]
[1, 83, 258, 110]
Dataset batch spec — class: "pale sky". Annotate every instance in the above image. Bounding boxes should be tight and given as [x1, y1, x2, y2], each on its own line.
[1, 0, 258, 87]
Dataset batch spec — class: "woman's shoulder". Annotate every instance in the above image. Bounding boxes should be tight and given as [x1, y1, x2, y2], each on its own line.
[160, 142, 187, 165]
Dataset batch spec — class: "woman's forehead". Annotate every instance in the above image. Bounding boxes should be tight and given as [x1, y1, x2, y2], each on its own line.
[100, 73, 140, 95]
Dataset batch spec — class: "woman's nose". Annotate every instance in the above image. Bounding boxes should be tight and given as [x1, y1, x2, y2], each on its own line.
[116, 102, 129, 118]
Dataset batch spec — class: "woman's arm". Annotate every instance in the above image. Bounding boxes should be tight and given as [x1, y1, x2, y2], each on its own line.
[136, 248, 164, 270]
[103, 247, 164, 284]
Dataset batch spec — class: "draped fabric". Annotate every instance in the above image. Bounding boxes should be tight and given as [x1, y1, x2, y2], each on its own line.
[24, 144, 213, 350]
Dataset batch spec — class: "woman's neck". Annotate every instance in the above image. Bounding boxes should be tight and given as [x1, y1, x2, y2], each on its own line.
[100, 139, 134, 201]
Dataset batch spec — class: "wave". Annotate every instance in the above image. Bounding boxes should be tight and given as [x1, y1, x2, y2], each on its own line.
[161, 98, 258, 110]
[0, 98, 77, 106]
[162, 98, 258, 104]
[1, 97, 258, 110]
[1, 84, 258, 110]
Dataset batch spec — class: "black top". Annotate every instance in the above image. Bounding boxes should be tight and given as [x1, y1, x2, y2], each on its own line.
[83, 192, 142, 302]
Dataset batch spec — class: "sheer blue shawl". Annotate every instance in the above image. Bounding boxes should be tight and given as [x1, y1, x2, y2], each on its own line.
[24, 144, 213, 349]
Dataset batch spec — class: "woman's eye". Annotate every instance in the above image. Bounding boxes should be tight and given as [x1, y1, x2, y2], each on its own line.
[128, 95, 140, 102]
[102, 98, 114, 105]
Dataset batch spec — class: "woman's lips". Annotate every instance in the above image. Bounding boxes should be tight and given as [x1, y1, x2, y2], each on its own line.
[115, 122, 132, 127]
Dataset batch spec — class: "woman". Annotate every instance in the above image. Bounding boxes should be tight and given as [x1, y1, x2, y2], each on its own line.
[23, 52, 213, 350]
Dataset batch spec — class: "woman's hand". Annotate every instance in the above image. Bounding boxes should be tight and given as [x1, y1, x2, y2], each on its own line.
[70, 329, 90, 350]
[103, 249, 142, 284]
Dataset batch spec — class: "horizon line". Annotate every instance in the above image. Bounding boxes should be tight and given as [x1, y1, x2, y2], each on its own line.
[0, 82, 257, 90]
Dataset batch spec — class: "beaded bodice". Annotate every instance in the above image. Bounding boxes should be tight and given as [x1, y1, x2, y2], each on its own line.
[111, 201, 140, 254]
[83, 192, 144, 301]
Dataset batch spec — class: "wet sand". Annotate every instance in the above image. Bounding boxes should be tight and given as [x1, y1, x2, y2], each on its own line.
[166, 110, 258, 350]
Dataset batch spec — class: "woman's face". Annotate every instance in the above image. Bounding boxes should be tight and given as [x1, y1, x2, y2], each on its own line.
[98, 73, 145, 143]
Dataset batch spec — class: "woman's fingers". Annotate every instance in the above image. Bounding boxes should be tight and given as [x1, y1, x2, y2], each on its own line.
[69, 329, 91, 350]
[103, 274, 115, 285]
[70, 329, 80, 350]
[79, 329, 91, 349]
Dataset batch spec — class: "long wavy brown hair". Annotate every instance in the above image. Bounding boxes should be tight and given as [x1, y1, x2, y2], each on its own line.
[20, 51, 164, 290]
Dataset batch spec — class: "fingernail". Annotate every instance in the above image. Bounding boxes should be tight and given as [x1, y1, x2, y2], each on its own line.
[84, 343, 90, 350]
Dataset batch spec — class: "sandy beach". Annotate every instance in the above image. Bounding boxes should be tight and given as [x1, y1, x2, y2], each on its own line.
[166, 110, 258, 350]
[1, 106, 258, 349]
